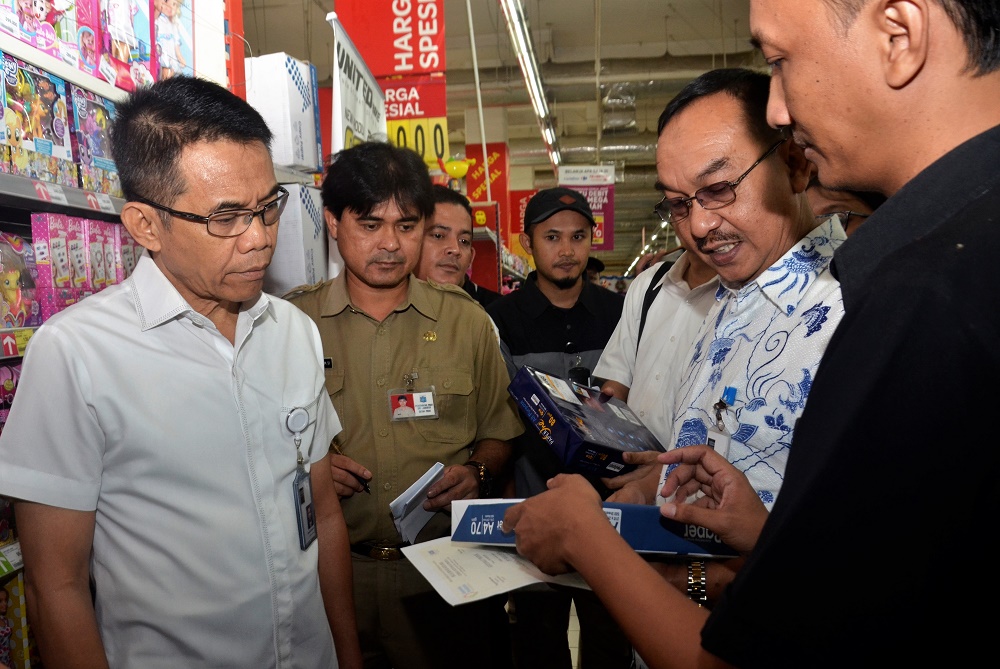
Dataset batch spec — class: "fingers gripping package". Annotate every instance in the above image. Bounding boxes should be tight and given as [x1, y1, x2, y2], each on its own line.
[508, 365, 665, 478]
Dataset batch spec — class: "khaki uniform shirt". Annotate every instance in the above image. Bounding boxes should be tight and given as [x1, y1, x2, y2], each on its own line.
[287, 274, 524, 544]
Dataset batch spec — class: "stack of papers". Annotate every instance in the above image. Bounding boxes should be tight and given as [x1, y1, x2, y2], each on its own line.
[390, 462, 445, 544]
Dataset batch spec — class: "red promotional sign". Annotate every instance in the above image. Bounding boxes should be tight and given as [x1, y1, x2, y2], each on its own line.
[335, 0, 446, 78]
[380, 75, 448, 120]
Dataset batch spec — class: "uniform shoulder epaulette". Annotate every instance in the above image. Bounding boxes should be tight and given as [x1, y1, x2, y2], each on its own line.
[426, 278, 477, 303]
[282, 280, 326, 300]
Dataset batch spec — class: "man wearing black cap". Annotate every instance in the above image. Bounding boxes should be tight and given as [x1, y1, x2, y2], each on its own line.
[486, 186, 628, 669]
[585, 256, 604, 284]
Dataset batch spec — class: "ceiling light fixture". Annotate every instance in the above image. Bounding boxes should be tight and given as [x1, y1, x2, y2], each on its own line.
[499, 0, 561, 172]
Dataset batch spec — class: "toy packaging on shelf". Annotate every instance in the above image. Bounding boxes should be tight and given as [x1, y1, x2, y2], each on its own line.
[246, 52, 322, 172]
[153, 0, 194, 80]
[76, 0, 103, 79]
[30, 212, 83, 320]
[98, 0, 156, 91]
[263, 184, 327, 296]
[0, 362, 21, 435]
[117, 223, 141, 280]
[1, 51, 79, 187]
[0, 232, 40, 328]
[2, 572, 43, 669]
[68, 84, 122, 197]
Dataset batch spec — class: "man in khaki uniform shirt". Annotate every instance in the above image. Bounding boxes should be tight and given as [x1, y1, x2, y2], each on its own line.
[287, 141, 523, 669]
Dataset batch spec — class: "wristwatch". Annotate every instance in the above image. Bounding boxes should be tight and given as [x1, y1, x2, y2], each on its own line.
[465, 460, 493, 498]
[687, 560, 708, 607]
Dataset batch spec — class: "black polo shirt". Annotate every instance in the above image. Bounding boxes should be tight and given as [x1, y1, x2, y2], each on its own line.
[703, 124, 1000, 666]
[462, 276, 501, 309]
[486, 270, 625, 376]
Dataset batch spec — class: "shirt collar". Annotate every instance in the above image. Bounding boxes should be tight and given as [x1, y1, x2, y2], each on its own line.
[520, 271, 604, 317]
[715, 216, 846, 315]
[833, 123, 1000, 309]
[128, 253, 272, 331]
[319, 272, 440, 322]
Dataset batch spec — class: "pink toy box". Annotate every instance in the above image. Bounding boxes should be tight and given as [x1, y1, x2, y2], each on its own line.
[98, 0, 156, 91]
[1, 51, 79, 187]
[117, 223, 141, 279]
[0, 362, 21, 432]
[30, 212, 86, 320]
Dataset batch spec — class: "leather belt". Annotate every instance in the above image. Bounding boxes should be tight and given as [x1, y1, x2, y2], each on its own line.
[350, 541, 410, 561]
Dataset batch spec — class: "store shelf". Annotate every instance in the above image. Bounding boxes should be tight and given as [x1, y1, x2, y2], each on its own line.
[502, 264, 526, 281]
[0, 174, 122, 222]
[472, 226, 497, 243]
[274, 166, 321, 186]
[0, 540, 22, 578]
[1, 327, 37, 359]
[1, 35, 124, 102]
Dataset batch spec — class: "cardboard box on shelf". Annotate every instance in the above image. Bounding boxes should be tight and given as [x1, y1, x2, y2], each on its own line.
[263, 184, 327, 296]
[509, 365, 665, 478]
[246, 52, 322, 173]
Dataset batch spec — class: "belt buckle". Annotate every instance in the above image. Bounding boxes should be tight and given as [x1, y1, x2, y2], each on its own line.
[371, 545, 401, 560]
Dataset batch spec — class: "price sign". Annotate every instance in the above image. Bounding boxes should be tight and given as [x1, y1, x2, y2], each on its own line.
[96, 193, 116, 213]
[37, 181, 68, 205]
[388, 117, 449, 169]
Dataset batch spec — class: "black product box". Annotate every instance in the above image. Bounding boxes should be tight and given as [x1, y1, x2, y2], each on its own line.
[508, 365, 665, 478]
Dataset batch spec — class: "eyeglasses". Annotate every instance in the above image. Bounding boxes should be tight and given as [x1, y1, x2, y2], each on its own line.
[654, 139, 786, 225]
[134, 186, 289, 238]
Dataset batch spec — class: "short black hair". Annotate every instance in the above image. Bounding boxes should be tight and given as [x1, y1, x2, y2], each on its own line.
[823, 0, 1000, 74]
[432, 184, 473, 218]
[657, 68, 784, 150]
[110, 75, 273, 206]
[322, 142, 434, 221]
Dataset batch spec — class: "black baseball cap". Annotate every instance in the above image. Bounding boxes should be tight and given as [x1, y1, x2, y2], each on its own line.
[523, 187, 596, 230]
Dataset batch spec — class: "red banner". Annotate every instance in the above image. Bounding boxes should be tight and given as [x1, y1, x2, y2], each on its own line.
[335, 0, 446, 78]
[379, 74, 448, 120]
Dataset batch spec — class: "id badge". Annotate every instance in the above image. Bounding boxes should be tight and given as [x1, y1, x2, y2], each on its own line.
[293, 466, 317, 550]
[705, 428, 731, 460]
[388, 387, 438, 421]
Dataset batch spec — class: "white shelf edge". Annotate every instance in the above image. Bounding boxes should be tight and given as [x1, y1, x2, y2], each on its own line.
[472, 227, 496, 243]
[1, 34, 125, 102]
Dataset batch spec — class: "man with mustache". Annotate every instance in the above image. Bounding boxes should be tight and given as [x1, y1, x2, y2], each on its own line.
[416, 184, 501, 308]
[285, 141, 522, 669]
[505, 0, 1000, 666]
[486, 187, 628, 669]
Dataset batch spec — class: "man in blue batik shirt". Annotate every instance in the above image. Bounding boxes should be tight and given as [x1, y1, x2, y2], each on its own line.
[604, 71, 844, 637]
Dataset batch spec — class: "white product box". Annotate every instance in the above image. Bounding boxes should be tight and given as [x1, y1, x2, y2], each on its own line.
[265, 184, 328, 296]
[246, 52, 323, 172]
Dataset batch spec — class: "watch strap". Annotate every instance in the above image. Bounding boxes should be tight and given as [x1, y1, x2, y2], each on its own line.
[687, 560, 708, 607]
[465, 460, 492, 498]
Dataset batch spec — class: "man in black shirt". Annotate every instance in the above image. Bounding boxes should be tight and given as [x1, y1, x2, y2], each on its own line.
[502, 1, 1000, 667]
[487, 187, 627, 669]
[416, 184, 501, 308]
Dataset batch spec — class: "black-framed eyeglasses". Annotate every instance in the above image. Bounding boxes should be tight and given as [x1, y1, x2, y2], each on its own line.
[133, 186, 289, 238]
[654, 139, 786, 225]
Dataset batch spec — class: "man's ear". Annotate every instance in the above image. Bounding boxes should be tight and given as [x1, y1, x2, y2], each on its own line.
[520, 231, 534, 256]
[324, 209, 339, 240]
[879, 0, 928, 89]
[120, 202, 162, 254]
[784, 140, 813, 194]
[469, 244, 476, 264]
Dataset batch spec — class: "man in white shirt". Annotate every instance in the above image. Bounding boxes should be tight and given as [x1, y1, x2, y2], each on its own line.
[0, 76, 361, 669]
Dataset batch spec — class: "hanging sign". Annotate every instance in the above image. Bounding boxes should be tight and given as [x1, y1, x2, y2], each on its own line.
[558, 165, 616, 251]
[382, 74, 450, 168]
[334, 0, 446, 78]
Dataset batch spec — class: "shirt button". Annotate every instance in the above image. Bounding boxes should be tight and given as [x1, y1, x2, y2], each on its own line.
[443, 380, 452, 389]
[383, 483, 392, 491]
[379, 428, 388, 437]
[377, 327, 386, 336]
[655, 374, 661, 380]
[192, 320, 204, 328]
[376, 377, 385, 387]
[639, 411, 645, 417]
[669, 336, 675, 342]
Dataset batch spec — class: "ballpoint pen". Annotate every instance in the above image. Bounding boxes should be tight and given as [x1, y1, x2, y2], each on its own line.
[350, 471, 372, 494]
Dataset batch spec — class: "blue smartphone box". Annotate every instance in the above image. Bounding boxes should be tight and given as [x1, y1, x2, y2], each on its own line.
[509, 365, 665, 478]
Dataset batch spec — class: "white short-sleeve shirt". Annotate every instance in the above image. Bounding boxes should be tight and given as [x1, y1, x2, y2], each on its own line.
[0, 254, 342, 668]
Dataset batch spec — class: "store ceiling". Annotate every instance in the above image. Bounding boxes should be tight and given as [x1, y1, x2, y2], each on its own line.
[241, 0, 761, 276]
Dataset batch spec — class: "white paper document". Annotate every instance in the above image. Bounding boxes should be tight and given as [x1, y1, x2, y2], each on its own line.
[402, 536, 589, 606]
[390, 461, 446, 544]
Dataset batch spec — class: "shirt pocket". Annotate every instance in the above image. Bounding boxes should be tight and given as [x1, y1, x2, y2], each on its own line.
[414, 367, 476, 445]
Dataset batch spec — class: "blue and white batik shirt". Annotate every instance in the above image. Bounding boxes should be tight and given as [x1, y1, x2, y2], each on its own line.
[663, 217, 846, 510]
